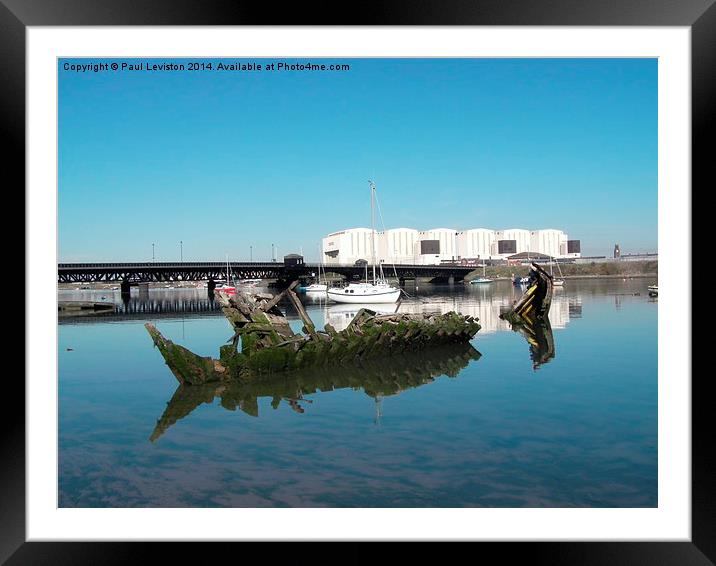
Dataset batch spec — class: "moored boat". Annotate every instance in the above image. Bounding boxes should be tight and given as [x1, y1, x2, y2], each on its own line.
[327, 281, 401, 303]
[328, 181, 400, 305]
[470, 263, 493, 284]
[216, 256, 237, 294]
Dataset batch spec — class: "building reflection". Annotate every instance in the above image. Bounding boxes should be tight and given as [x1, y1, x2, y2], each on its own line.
[322, 287, 575, 335]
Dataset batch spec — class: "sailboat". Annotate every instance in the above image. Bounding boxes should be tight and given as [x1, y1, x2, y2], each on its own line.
[214, 255, 237, 295]
[326, 181, 401, 304]
[470, 261, 493, 284]
[306, 245, 328, 292]
[550, 256, 565, 287]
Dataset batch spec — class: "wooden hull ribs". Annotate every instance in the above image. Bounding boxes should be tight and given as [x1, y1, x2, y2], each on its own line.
[146, 280, 481, 384]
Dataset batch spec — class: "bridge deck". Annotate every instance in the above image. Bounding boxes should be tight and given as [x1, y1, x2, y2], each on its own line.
[58, 262, 476, 284]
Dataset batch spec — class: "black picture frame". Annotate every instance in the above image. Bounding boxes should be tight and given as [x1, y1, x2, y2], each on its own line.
[5, 1, 708, 563]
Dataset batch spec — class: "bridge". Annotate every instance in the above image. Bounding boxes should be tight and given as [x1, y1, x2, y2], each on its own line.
[58, 262, 477, 292]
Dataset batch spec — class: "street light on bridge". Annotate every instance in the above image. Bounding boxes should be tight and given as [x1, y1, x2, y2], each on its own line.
[152, 243, 155, 262]
[180, 240, 183, 262]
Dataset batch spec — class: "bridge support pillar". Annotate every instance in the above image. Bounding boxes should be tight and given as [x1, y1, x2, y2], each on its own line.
[139, 282, 149, 298]
[448, 276, 455, 285]
[207, 279, 216, 296]
[120, 280, 131, 297]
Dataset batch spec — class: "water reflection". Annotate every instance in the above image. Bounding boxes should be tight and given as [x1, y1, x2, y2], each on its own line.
[506, 316, 556, 370]
[59, 279, 657, 507]
[320, 286, 577, 335]
[59, 283, 586, 334]
[151, 343, 481, 441]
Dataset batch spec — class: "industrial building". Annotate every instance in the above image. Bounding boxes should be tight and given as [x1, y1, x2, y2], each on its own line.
[377, 228, 420, 264]
[322, 227, 580, 265]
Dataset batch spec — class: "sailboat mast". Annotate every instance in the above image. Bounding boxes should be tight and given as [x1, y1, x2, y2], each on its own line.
[370, 181, 376, 283]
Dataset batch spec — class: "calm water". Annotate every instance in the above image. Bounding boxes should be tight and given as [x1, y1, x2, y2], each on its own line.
[58, 279, 657, 507]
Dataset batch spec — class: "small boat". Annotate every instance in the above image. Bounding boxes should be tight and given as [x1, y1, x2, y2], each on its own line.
[550, 256, 565, 286]
[214, 281, 236, 293]
[327, 181, 400, 304]
[470, 263, 493, 284]
[327, 280, 401, 304]
[306, 249, 328, 292]
[216, 256, 237, 294]
[648, 285, 658, 297]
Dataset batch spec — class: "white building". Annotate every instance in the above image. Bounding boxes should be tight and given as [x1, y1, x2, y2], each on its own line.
[494, 229, 532, 258]
[530, 229, 567, 259]
[322, 228, 378, 265]
[323, 226, 579, 265]
[378, 228, 420, 265]
[456, 229, 496, 260]
[417, 228, 458, 264]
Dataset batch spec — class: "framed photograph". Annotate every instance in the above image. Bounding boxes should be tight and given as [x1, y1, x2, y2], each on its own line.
[8, 0, 707, 563]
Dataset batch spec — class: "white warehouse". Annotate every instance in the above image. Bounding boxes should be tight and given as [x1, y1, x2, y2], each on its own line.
[530, 229, 567, 259]
[494, 229, 532, 258]
[417, 228, 459, 265]
[456, 229, 496, 260]
[322, 227, 579, 265]
[378, 228, 420, 264]
[322, 228, 377, 265]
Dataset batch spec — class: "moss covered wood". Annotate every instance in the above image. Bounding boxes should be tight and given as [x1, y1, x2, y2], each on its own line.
[147, 286, 481, 383]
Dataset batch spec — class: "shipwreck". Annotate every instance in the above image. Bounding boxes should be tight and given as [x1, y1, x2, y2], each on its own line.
[500, 262, 556, 369]
[146, 280, 481, 385]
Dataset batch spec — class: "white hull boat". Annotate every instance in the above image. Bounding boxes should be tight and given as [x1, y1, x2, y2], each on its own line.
[306, 283, 328, 292]
[327, 181, 400, 305]
[327, 282, 401, 304]
[470, 263, 493, 284]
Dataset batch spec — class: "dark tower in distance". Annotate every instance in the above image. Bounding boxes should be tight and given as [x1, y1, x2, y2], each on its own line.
[614, 244, 621, 258]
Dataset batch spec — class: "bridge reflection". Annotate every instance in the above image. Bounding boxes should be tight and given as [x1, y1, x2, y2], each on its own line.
[58, 290, 223, 323]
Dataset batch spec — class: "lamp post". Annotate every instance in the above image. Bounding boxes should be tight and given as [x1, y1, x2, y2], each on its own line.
[250, 245, 253, 262]
[180, 240, 183, 262]
[271, 243, 275, 262]
[152, 243, 155, 262]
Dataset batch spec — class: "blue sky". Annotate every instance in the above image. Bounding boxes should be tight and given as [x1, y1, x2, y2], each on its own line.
[58, 58, 657, 262]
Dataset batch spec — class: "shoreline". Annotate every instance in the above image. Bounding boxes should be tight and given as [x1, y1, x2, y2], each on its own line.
[57, 272, 658, 292]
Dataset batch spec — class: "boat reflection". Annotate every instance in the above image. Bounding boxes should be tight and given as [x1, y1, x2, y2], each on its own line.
[150, 342, 481, 442]
[505, 315, 556, 370]
[324, 302, 399, 332]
